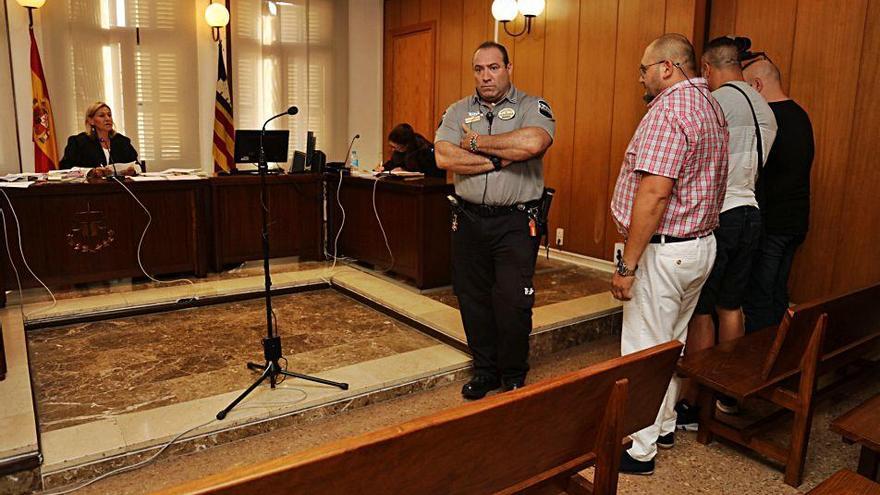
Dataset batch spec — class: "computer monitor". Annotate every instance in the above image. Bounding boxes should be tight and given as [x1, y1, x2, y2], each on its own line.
[234, 130, 290, 164]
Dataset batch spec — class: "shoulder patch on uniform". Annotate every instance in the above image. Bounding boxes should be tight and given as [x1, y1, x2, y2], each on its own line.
[538, 100, 553, 119]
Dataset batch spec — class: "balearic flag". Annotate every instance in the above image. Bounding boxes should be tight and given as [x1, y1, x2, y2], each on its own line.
[212, 42, 235, 173]
[30, 29, 59, 173]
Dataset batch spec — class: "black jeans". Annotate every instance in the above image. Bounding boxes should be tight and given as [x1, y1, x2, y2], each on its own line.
[452, 209, 540, 383]
[743, 232, 805, 333]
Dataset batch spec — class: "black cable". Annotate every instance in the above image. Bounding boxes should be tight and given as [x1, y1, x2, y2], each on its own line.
[674, 64, 726, 129]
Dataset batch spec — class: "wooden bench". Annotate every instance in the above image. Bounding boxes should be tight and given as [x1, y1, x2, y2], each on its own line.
[0, 322, 5, 381]
[832, 393, 880, 481]
[806, 469, 880, 495]
[677, 282, 880, 487]
[155, 341, 683, 495]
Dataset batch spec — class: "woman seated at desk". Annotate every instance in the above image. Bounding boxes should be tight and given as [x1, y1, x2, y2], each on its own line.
[59, 101, 140, 177]
[377, 123, 444, 178]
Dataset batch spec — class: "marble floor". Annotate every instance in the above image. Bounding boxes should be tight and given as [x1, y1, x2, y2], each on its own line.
[1, 252, 621, 493]
[427, 256, 612, 309]
[28, 289, 438, 433]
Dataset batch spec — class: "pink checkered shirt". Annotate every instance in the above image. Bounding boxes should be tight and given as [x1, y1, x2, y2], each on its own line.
[611, 78, 728, 238]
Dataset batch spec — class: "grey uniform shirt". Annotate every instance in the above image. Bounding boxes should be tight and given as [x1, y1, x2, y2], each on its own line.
[435, 85, 555, 206]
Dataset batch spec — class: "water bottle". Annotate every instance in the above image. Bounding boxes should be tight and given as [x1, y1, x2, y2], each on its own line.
[351, 150, 359, 169]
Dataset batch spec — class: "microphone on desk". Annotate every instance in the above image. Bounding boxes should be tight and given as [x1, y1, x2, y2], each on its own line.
[342, 134, 360, 168]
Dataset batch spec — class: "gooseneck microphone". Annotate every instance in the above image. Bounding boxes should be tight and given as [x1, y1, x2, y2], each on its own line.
[260, 106, 299, 170]
[343, 134, 360, 168]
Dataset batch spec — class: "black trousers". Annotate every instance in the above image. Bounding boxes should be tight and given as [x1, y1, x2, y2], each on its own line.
[743, 232, 805, 333]
[452, 209, 540, 383]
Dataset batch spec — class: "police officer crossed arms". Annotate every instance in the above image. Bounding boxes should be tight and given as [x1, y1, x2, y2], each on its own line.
[435, 41, 555, 400]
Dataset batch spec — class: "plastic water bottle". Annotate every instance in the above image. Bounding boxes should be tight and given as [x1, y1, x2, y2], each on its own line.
[351, 150, 359, 169]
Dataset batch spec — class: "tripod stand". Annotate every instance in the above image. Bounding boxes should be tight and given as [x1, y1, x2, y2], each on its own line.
[217, 107, 348, 420]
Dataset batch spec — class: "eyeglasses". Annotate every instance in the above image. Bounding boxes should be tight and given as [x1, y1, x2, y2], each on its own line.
[639, 60, 667, 76]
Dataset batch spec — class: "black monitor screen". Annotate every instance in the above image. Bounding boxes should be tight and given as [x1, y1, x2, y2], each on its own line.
[234, 130, 290, 164]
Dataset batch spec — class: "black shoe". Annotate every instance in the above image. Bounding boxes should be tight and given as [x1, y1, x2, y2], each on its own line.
[619, 450, 655, 475]
[716, 395, 740, 415]
[502, 378, 525, 392]
[675, 400, 700, 431]
[461, 375, 501, 400]
[657, 432, 674, 449]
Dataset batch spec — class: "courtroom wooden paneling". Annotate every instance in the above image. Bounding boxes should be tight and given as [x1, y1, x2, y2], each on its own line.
[385, 0, 708, 259]
[0, 181, 209, 303]
[389, 22, 437, 144]
[327, 175, 453, 289]
[209, 174, 323, 270]
[829, 0, 880, 294]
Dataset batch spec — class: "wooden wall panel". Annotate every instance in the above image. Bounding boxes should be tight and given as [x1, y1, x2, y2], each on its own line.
[786, 0, 868, 302]
[541, 0, 581, 248]
[568, 0, 619, 257]
[603, 0, 669, 258]
[512, 14, 545, 97]
[461, 0, 491, 96]
[400, 0, 420, 26]
[708, 0, 737, 38]
[390, 24, 437, 142]
[831, 0, 880, 293]
[437, 0, 464, 127]
[729, 0, 798, 93]
[383, 0, 403, 160]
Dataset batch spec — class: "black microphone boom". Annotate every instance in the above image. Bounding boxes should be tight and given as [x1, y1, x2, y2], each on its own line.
[342, 134, 360, 168]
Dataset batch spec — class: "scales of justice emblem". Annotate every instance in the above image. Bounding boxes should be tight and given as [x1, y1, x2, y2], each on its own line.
[66, 203, 115, 253]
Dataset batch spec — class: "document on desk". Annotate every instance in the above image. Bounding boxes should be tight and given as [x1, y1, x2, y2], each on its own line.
[0, 181, 33, 188]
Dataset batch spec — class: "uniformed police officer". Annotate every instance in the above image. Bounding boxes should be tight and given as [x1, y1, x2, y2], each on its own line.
[435, 41, 555, 400]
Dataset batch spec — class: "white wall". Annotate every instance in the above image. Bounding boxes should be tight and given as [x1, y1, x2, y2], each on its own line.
[0, 0, 20, 174]
[346, 0, 383, 169]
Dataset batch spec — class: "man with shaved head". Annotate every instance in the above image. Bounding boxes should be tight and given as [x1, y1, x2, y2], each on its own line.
[741, 56, 814, 334]
[610, 33, 727, 475]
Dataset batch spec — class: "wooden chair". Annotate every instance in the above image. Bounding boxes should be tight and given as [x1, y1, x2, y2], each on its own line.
[155, 341, 683, 495]
[678, 283, 880, 487]
[806, 469, 880, 495]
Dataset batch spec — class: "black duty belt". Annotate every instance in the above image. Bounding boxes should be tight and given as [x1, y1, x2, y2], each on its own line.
[649, 233, 711, 244]
[461, 199, 541, 217]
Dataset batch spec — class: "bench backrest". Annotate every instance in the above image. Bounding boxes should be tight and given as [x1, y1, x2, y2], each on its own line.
[157, 341, 683, 495]
[762, 282, 880, 382]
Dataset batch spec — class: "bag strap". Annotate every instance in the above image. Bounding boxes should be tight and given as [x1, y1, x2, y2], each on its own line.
[721, 83, 764, 168]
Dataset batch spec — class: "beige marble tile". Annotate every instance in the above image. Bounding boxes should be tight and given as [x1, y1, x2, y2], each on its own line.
[417, 308, 467, 343]
[41, 418, 127, 472]
[0, 412, 38, 459]
[26, 293, 130, 319]
[534, 292, 622, 329]
[115, 390, 273, 453]
[367, 345, 471, 387]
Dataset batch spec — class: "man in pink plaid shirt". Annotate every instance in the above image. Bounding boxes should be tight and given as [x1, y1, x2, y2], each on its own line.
[609, 34, 728, 475]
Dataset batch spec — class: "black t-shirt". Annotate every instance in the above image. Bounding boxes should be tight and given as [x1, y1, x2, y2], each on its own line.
[756, 100, 814, 234]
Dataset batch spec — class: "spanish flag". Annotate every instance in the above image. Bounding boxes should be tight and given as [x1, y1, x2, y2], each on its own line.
[212, 42, 235, 174]
[30, 29, 58, 173]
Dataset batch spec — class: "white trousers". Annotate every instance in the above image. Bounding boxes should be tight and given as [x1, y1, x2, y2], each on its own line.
[622, 235, 716, 462]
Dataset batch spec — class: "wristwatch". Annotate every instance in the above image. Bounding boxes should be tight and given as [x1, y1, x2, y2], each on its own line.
[490, 156, 502, 171]
[616, 257, 637, 277]
[469, 134, 479, 153]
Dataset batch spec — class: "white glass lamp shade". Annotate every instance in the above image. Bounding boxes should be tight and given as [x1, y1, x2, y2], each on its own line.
[491, 0, 518, 22]
[16, 0, 46, 8]
[517, 0, 545, 17]
[205, 3, 230, 28]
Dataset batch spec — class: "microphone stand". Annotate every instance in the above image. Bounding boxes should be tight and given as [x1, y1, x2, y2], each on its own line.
[217, 111, 348, 421]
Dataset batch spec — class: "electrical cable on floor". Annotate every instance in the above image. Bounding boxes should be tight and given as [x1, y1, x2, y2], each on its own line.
[371, 176, 395, 274]
[111, 177, 197, 300]
[41, 417, 219, 495]
[0, 208, 28, 322]
[0, 189, 57, 317]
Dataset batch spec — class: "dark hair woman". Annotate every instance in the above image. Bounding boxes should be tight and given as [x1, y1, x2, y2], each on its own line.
[379, 123, 444, 178]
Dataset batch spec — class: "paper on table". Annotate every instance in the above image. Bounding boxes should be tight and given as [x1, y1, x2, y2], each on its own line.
[0, 181, 33, 188]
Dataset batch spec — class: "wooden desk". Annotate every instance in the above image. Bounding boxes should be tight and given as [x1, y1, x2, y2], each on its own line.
[327, 174, 453, 289]
[832, 394, 880, 481]
[0, 180, 209, 306]
[209, 174, 322, 270]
